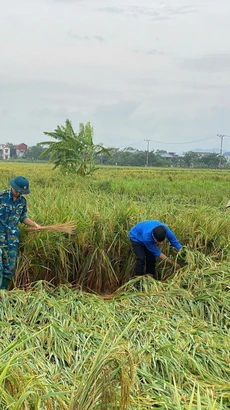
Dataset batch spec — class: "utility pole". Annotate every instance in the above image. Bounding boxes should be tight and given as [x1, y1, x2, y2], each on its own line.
[218, 134, 224, 169]
[217, 134, 230, 168]
[144, 139, 150, 166]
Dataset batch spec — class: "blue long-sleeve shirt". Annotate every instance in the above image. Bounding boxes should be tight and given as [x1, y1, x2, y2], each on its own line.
[129, 220, 182, 257]
[0, 189, 28, 246]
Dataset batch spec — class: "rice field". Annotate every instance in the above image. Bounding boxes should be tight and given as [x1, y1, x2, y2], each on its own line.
[0, 163, 230, 409]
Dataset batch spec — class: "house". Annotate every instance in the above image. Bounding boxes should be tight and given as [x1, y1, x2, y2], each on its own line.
[194, 152, 214, 158]
[0, 144, 10, 159]
[160, 152, 178, 159]
[16, 143, 28, 158]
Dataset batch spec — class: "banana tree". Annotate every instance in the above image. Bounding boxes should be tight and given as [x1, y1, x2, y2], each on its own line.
[39, 120, 111, 175]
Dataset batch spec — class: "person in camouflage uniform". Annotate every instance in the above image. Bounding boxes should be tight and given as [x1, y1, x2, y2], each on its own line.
[0, 176, 41, 290]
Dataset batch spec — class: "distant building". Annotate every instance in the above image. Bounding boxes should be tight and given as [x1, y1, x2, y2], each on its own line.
[194, 152, 213, 158]
[0, 144, 10, 160]
[160, 152, 178, 159]
[16, 143, 28, 158]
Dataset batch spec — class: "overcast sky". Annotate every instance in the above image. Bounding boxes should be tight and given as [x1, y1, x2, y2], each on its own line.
[0, 0, 230, 153]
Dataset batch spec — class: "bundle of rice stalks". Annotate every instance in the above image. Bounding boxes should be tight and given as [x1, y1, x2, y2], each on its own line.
[26, 221, 76, 235]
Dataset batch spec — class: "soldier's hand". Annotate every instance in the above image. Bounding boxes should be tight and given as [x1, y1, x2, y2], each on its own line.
[33, 223, 41, 231]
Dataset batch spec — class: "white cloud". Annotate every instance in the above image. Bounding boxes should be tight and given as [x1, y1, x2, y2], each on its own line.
[0, 0, 230, 152]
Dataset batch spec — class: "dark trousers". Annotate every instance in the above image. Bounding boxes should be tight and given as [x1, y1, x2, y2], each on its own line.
[131, 241, 156, 277]
[0, 244, 18, 290]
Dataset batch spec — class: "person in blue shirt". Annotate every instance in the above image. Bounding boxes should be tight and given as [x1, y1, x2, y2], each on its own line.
[129, 220, 182, 279]
[0, 176, 41, 290]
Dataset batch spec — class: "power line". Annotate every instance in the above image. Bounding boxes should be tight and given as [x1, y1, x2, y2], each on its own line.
[149, 136, 217, 145]
[102, 140, 145, 148]
[102, 135, 217, 148]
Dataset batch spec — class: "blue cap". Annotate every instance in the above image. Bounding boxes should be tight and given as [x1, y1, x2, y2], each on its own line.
[9, 176, 30, 194]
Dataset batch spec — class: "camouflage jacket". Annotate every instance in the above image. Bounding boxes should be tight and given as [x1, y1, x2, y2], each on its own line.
[0, 189, 28, 246]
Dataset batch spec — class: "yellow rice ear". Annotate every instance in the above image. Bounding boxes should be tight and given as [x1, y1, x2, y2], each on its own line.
[25, 222, 76, 235]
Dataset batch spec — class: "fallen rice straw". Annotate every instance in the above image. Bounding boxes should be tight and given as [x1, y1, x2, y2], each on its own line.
[26, 222, 76, 235]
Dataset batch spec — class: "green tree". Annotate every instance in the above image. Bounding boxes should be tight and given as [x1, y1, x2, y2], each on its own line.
[183, 151, 198, 168]
[199, 153, 226, 169]
[149, 152, 169, 167]
[24, 144, 50, 161]
[39, 120, 111, 175]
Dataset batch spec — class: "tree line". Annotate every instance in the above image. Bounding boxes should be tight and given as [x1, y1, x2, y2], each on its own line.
[96, 148, 228, 169]
[4, 120, 228, 171]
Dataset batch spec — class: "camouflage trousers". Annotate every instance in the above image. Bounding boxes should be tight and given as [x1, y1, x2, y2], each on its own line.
[0, 244, 18, 288]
